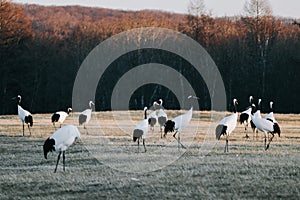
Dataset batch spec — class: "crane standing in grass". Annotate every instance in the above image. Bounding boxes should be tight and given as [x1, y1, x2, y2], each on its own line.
[164, 96, 197, 149]
[157, 99, 168, 138]
[133, 107, 148, 152]
[148, 102, 158, 132]
[43, 125, 81, 173]
[216, 99, 238, 153]
[51, 107, 72, 128]
[16, 95, 33, 136]
[251, 104, 281, 150]
[79, 101, 94, 130]
[239, 96, 253, 138]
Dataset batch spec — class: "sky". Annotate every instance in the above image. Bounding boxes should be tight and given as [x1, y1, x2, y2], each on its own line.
[12, 0, 300, 19]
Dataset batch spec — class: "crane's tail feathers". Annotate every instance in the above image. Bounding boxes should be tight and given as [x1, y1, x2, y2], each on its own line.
[215, 125, 227, 140]
[148, 118, 156, 126]
[79, 114, 87, 125]
[51, 113, 60, 123]
[273, 123, 281, 137]
[43, 138, 55, 159]
[158, 116, 167, 126]
[133, 129, 143, 142]
[25, 115, 33, 127]
[164, 120, 175, 135]
[239, 113, 249, 124]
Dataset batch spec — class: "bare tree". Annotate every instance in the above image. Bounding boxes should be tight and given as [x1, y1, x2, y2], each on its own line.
[243, 0, 277, 97]
[186, 0, 212, 46]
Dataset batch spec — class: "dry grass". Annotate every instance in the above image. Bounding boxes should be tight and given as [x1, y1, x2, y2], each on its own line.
[0, 110, 299, 199]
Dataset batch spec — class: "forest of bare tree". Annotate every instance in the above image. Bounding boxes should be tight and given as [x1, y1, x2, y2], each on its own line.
[0, 0, 299, 114]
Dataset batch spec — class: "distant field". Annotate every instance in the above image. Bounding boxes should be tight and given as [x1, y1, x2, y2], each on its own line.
[0, 110, 299, 199]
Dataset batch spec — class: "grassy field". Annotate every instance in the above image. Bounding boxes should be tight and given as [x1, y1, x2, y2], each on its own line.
[0, 110, 299, 199]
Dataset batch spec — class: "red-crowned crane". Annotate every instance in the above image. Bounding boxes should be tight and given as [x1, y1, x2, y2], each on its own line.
[216, 99, 238, 153]
[239, 96, 253, 138]
[133, 107, 148, 152]
[51, 107, 72, 128]
[250, 98, 261, 139]
[251, 103, 281, 150]
[157, 99, 168, 138]
[43, 125, 81, 172]
[148, 102, 158, 132]
[16, 95, 33, 136]
[79, 101, 94, 129]
[163, 96, 197, 149]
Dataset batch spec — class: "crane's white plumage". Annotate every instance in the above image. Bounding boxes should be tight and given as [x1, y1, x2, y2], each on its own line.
[250, 98, 261, 137]
[17, 95, 33, 136]
[216, 99, 238, 153]
[43, 125, 80, 172]
[164, 107, 193, 149]
[157, 99, 168, 137]
[79, 101, 94, 129]
[51, 108, 72, 128]
[265, 101, 277, 123]
[251, 103, 281, 150]
[133, 107, 148, 152]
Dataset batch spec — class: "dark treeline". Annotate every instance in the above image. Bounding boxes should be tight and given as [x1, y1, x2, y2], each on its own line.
[0, 1, 299, 114]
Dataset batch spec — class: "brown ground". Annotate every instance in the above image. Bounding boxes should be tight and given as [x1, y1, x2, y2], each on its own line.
[0, 110, 299, 199]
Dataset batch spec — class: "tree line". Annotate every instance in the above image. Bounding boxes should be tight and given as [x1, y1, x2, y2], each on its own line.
[0, 0, 299, 114]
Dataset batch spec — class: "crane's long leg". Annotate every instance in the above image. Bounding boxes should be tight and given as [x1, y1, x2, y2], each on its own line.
[27, 124, 31, 136]
[54, 152, 62, 173]
[265, 134, 274, 150]
[143, 139, 147, 152]
[264, 132, 267, 149]
[63, 151, 65, 172]
[22, 122, 25, 136]
[137, 138, 140, 153]
[224, 134, 229, 153]
[173, 131, 186, 149]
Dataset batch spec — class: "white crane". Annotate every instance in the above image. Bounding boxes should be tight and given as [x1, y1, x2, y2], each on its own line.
[43, 125, 81, 172]
[251, 104, 281, 150]
[250, 98, 261, 138]
[239, 96, 253, 138]
[51, 107, 72, 128]
[157, 99, 168, 138]
[16, 95, 33, 136]
[148, 102, 158, 132]
[265, 101, 277, 123]
[133, 107, 148, 152]
[216, 99, 238, 153]
[164, 96, 197, 149]
[79, 101, 94, 129]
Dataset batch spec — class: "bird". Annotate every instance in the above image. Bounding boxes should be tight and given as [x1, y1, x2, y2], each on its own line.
[216, 98, 238, 153]
[265, 101, 281, 139]
[16, 95, 33, 136]
[251, 104, 281, 150]
[43, 125, 81, 173]
[79, 101, 94, 130]
[148, 102, 158, 132]
[51, 107, 72, 128]
[250, 98, 261, 139]
[164, 96, 196, 149]
[133, 107, 148, 152]
[157, 99, 168, 138]
[239, 96, 253, 138]
[265, 101, 277, 123]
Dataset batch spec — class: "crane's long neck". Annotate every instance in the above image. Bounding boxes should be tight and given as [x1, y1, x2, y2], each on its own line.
[144, 109, 147, 119]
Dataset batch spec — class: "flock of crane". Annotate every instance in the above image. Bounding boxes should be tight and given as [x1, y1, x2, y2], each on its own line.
[14, 94, 281, 172]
